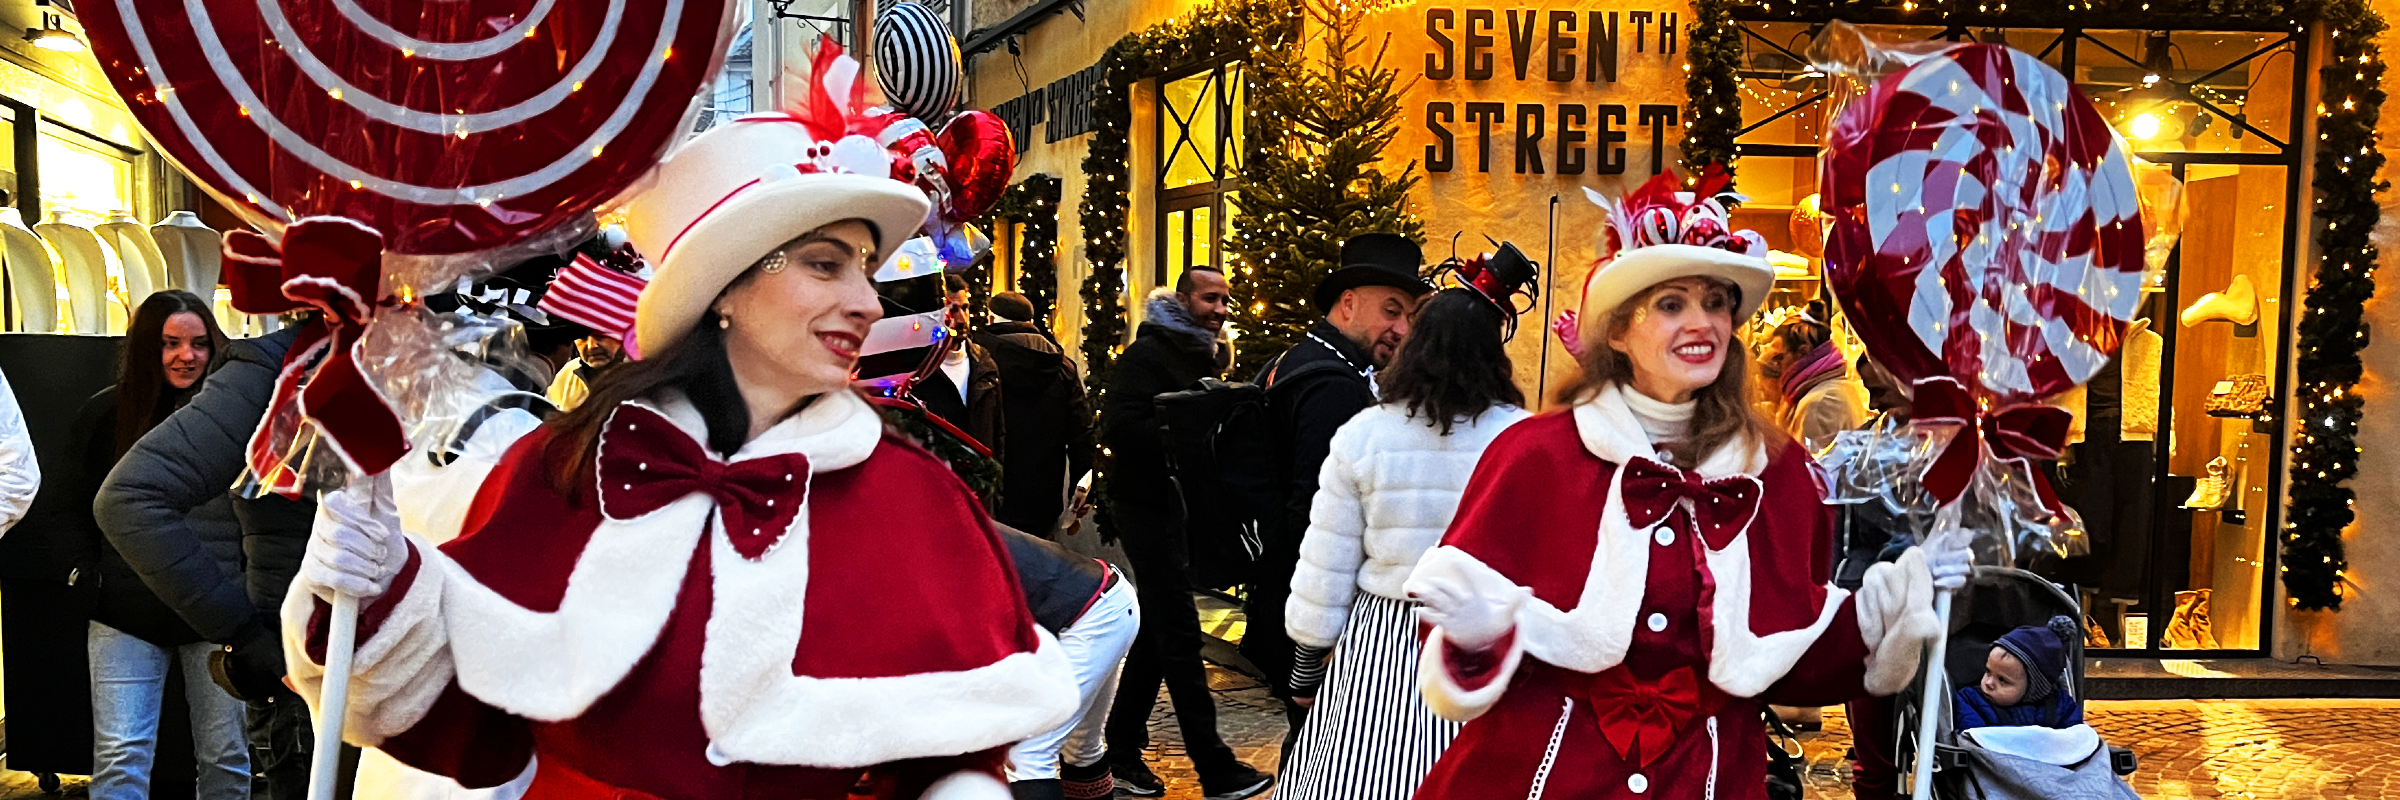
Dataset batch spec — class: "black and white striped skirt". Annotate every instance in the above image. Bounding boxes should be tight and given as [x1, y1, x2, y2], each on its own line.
[1277, 592, 1464, 800]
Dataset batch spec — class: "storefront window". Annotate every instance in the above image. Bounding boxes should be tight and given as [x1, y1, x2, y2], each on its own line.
[40, 128, 135, 331]
[1157, 63, 1243, 288]
[1733, 19, 2304, 656]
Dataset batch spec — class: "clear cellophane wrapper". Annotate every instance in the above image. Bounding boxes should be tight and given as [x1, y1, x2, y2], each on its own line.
[1817, 416, 2092, 568]
[232, 234, 581, 498]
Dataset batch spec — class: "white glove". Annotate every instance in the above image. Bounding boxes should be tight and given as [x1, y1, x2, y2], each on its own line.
[303, 474, 406, 603]
[1410, 568, 1527, 652]
[1927, 541, 1973, 591]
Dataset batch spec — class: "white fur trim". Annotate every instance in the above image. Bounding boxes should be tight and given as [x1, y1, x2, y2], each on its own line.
[1419, 386, 1846, 698]
[698, 511, 1080, 767]
[440, 501, 702, 721]
[281, 538, 456, 746]
[428, 385, 1066, 765]
[1855, 549, 1939, 696]
[1417, 625, 1525, 722]
[1573, 385, 1766, 476]
[1701, 534, 1852, 697]
[920, 771, 1011, 800]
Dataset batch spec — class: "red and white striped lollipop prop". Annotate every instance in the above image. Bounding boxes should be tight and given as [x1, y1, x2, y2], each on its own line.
[1817, 40, 2151, 800]
[1824, 43, 2147, 407]
[1822, 42, 2147, 511]
[80, 0, 737, 257]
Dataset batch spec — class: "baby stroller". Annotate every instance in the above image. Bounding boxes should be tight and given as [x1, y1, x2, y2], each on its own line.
[1890, 566, 2140, 800]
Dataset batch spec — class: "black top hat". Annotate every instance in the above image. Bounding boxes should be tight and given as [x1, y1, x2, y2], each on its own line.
[1312, 233, 1434, 313]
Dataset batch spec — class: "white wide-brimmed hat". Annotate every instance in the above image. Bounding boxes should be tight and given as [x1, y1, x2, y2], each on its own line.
[1577, 169, 1776, 341]
[621, 116, 931, 355]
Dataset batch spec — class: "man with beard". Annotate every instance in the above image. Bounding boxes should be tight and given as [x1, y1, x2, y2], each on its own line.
[1099, 266, 1270, 800]
[1246, 233, 1430, 754]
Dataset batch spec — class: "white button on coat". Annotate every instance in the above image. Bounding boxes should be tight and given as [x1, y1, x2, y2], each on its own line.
[1647, 613, 1668, 632]
[1629, 773, 1649, 793]
[1654, 526, 1675, 546]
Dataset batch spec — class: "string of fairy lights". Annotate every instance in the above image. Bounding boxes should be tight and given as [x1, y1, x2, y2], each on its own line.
[1700, 0, 2381, 611]
[988, 174, 1063, 326]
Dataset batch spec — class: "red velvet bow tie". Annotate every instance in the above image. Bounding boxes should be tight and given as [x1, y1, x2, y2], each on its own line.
[597, 405, 811, 561]
[1580, 666, 1714, 768]
[1619, 458, 1761, 550]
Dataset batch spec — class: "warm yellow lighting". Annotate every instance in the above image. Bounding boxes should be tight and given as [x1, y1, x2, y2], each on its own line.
[2128, 112, 2163, 140]
[27, 24, 81, 52]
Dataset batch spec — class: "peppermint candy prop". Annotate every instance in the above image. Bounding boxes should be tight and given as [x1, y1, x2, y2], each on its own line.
[79, 5, 736, 798]
[1819, 40, 2148, 552]
[1811, 33, 2167, 800]
[81, 0, 736, 257]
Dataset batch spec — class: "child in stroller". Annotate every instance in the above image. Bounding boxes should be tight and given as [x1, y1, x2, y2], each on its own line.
[1954, 616, 2084, 730]
[1894, 569, 2138, 800]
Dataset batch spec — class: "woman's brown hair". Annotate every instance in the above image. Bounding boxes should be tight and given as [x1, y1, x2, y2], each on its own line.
[1552, 278, 1783, 466]
[115, 290, 229, 454]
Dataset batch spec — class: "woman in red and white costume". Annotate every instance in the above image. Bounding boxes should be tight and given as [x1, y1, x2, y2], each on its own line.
[280, 116, 1079, 800]
[1403, 171, 1967, 800]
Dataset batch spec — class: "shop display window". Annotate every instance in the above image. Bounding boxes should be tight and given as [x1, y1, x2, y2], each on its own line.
[1156, 63, 1243, 289]
[1732, 19, 2305, 656]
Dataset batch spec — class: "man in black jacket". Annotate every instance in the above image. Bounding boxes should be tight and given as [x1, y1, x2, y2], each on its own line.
[1099, 267, 1270, 800]
[96, 325, 321, 800]
[1244, 233, 1429, 749]
[973, 292, 1094, 536]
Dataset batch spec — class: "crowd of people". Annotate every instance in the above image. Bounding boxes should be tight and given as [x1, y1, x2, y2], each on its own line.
[0, 119, 1979, 800]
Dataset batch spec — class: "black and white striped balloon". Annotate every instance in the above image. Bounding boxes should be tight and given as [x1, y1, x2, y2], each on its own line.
[875, 3, 962, 121]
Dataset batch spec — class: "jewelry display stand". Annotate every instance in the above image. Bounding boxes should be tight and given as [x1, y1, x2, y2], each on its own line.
[0, 208, 58, 332]
[96, 211, 167, 301]
[35, 212, 111, 333]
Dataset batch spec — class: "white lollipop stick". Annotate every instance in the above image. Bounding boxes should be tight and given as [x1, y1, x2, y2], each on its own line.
[309, 592, 359, 800]
[1909, 587, 1955, 800]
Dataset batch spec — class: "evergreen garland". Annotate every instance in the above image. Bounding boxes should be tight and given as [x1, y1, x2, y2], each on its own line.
[1077, 0, 1302, 406]
[1707, 0, 2382, 610]
[1223, 0, 1424, 377]
[1682, 0, 1742, 176]
[989, 174, 1064, 327]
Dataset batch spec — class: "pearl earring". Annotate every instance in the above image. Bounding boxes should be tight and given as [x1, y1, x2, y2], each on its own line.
[718, 314, 732, 330]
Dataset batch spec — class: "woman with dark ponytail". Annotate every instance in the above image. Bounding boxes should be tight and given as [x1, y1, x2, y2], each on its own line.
[1278, 287, 1532, 800]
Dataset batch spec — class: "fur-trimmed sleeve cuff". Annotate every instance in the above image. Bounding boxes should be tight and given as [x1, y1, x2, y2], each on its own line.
[1854, 548, 1940, 697]
[282, 536, 458, 745]
[1418, 625, 1523, 722]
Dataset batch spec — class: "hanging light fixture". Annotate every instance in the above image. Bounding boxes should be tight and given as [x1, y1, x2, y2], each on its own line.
[25, 1, 82, 53]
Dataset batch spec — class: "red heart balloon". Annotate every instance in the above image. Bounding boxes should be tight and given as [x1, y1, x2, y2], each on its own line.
[79, 0, 734, 256]
[935, 110, 1017, 221]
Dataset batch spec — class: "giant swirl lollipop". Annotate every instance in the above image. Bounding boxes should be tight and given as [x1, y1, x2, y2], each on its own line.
[1822, 42, 2147, 513]
[1816, 40, 2152, 800]
[75, 6, 735, 800]
[81, 1, 735, 256]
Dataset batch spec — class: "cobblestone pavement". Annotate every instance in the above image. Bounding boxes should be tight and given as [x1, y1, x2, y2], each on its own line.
[10, 698, 2396, 800]
[1119, 690, 2400, 800]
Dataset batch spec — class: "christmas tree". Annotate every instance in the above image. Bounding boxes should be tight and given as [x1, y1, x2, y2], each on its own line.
[1224, 0, 1423, 376]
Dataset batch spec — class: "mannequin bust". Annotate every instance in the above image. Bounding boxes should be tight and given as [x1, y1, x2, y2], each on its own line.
[150, 210, 223, 296]
[34, 211, 110, 333]
[98, 210, 169, 298]
[0, 207, 58, 333]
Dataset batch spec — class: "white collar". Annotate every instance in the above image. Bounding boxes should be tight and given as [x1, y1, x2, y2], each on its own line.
[642, 388, 882, 473]
[1571, 383, 1765, 479]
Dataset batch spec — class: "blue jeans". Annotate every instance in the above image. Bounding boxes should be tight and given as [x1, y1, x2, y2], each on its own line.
[88, 621, 251, 800]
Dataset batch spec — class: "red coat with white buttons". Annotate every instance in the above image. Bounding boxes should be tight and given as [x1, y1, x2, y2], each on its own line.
[281, 391, 1081, 800]
[1407, 385, 1936, 800]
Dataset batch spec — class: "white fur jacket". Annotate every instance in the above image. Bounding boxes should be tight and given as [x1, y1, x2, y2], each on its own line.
[1285, 403, 1531, 649]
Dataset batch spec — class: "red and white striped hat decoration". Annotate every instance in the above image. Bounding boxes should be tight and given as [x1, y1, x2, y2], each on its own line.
[540, 254, 648, 357]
